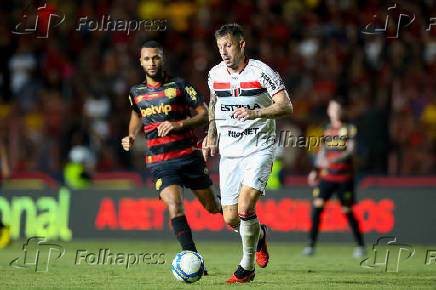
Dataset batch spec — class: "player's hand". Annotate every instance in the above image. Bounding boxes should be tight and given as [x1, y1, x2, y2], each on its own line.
[231, 108, 258, 121]
[157, 121, 183, 137]
[308, 170, 319, 187]
[121, 135, 135, 151]
[202, 134, 218, 162]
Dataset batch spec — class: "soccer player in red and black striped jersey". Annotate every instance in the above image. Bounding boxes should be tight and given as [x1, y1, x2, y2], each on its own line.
[121, 41, 221, 267]
[303, 98, 365, 258]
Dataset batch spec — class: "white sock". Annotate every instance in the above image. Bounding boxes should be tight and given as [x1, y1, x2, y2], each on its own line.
[239, 213, 260, 270]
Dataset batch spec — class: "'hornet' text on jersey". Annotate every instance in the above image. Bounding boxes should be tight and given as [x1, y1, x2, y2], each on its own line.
[129, 74, 204, 167]
[208, 59, 288, 157]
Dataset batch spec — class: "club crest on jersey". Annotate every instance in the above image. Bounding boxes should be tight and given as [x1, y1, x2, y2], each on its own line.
[164, 88, 177, 99]
[232, 88, 241, 97]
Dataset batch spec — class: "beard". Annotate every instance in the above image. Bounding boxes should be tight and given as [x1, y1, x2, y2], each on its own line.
[225, 54, 243, 69]
[144, 66, 163, 81]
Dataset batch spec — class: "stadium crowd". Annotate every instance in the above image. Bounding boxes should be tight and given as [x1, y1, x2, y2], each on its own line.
[0, 0, 435, 179]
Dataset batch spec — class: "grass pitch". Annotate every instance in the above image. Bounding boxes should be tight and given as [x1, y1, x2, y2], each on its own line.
[1, 240, 435, 289]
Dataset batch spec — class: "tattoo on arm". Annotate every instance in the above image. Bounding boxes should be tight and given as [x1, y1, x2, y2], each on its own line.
[208, 92, 217, 138]
[255, 91, 292, 119]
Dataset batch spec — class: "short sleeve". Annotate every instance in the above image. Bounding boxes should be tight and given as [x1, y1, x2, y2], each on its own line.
[207, 70, 214, 93]
[129, 89, 140, 113]
[183, 81, 204, 109]
[259, 64, 286, 97]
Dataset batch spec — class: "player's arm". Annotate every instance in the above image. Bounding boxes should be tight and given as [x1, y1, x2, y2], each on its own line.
[231, 90, 293, 121]
[157, 104, 208, 137]
[122, 110, 142, 151]
[157, 81, 208, 137]
[202, 91, 218, 161]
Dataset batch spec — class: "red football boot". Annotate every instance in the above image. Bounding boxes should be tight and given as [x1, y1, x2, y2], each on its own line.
[256, 224, 269, 268]
[225, 265, 255, 283]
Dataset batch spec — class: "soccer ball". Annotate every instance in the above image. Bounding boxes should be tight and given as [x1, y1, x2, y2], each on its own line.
[171, 250, 204, 283]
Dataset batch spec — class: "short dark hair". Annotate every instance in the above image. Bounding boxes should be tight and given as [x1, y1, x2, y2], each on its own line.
[141, 40, 163, 53]
[215, 23, 244, 40]
[330, 97, 347, 106]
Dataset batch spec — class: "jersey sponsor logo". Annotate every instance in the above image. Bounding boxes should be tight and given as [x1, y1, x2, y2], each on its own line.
[221, 103, 261, 111]
[261, 72, 276, 90]
[228, 127, 259, 138]
[164, 88, 177, 99]
[140, 103, 173, 117]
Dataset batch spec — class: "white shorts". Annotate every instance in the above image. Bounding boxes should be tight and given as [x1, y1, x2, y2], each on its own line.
[219, 149, 275, 206]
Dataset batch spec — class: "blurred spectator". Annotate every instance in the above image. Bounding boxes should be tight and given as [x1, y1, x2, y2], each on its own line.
[0, 0, 434, 178]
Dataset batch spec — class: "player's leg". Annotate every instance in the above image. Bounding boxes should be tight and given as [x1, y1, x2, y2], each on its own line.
[226, 152, 273, 283]
[225, 185, 262, 283]
[191, 187, 222, 214]
[218, 155, 241, 230]
[303, 179, 335, 255]
[160, 185, 199, 253]
[238, 185, 263, 269]
[337, 180, 365, 258]
[222, 204, 240, 231]
[182, 154, 222, 214]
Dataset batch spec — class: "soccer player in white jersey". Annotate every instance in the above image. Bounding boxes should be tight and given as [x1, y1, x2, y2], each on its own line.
[203, 24, 293, 283]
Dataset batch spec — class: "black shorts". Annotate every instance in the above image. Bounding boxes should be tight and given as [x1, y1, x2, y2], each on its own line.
[313, 179, 355, 207]
[150, 153, 212, 194]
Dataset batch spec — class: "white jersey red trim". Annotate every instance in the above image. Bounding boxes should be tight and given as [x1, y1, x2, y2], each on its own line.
[208, 59, 289, 157]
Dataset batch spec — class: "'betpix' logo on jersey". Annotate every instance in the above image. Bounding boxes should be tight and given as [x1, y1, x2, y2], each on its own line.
[140, 103, 173, 117]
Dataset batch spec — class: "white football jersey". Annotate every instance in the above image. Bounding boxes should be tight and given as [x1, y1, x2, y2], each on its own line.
[208, 59, 288, 157]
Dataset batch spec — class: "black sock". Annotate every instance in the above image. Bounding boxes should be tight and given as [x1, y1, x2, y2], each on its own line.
[309, 207, 323, 247]
[171, 215, 198, 252]
[0, 220, 4, 228]
[345, 212, 364, 247]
